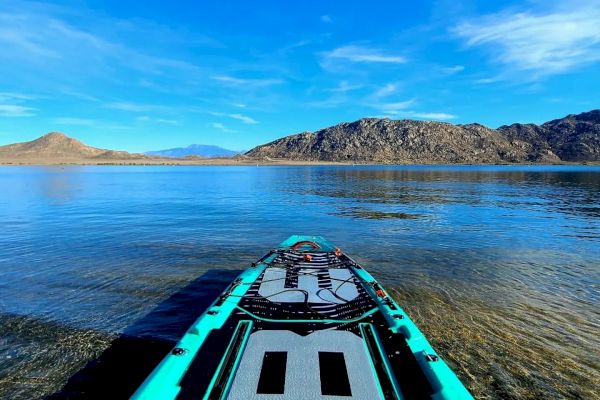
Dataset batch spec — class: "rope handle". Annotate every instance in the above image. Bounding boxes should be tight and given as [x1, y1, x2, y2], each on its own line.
[291, 240, 321, 250]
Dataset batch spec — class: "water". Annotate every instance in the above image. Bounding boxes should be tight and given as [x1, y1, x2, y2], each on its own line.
[0, 165, 598, 399]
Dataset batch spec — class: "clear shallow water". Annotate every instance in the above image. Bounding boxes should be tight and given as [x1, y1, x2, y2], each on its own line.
[0, 165, 598, 399]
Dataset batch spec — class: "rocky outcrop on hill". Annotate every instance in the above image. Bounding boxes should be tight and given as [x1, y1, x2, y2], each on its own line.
[498, 110, 600, 162]
[247, 110, 599, 163]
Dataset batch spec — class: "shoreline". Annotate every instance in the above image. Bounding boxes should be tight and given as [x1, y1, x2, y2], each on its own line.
[0, 158, 351, 166]
[0, 158, 598, 166]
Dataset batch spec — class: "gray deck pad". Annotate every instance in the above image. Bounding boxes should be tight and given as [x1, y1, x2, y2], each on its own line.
[227, 330, 380, 400]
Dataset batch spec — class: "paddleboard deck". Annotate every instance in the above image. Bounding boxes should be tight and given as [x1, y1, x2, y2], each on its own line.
[132, 236, 473, 400]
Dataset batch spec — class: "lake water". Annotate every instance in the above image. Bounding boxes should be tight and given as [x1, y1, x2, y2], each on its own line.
[0, 165, 598, 399]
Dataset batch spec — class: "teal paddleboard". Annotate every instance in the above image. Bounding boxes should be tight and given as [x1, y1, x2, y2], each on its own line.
[132, 236, 473, 400]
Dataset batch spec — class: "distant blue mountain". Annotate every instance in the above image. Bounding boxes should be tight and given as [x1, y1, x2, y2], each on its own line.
[145, 144, 241, 158]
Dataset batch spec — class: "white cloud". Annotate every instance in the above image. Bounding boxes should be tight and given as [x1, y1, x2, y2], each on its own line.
[325, 81, 362, 93]
[380, 100, 415, 112]
[373, 83, 398, 97]
[372, 99, 455, 120]
[0, 6, 204, 89]
[321, 15, 332, 23]
[210, 111, 258, 124]
[0, 92, 36, 102]
[59, 89, 100, 102]
[212, 75, 283, 87]
[410, 112, 456, 120]
[229, 113, 257, 124]
[384, 111, 456, 120]
[441, 65, 464, 74]
[307, 96, 347, 109]
[0, 104, 36, 117]
[156, 118, 179, 125]
[453, 5, 600, 76]
[135, 115, 178, 124]
[474, 77, 501, 84]
[323, 45, 406, 64]
[279, 40, 311, 53]
[0, 15, 62, 59]
[106, 101, 168, 112]
[53, 117, 95, 125]
[0, 91, 37, 117]
[106, 102, 147, 112]
[211, 122, 237, 133]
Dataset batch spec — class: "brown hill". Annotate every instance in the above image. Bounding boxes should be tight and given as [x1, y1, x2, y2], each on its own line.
[0, 132, 146, 161]
[245, 119, 552, 163]
[246, 110, 600, 163]
[498, 110, 600, 161]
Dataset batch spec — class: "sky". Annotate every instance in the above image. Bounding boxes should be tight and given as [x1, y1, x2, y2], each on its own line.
[0, 0, 599, 152]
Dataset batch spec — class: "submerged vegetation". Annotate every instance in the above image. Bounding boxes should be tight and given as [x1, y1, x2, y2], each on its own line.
[391, 286, 599, 399]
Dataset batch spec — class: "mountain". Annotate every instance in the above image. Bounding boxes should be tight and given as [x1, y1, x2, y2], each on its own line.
[498, 110, 600, 162]
[145, 144, 240, 158]
[246, 110, 600, 163]
[2, 111, 598, 165]
[0, 132, 146, 161]
[246, 119, 536, 163]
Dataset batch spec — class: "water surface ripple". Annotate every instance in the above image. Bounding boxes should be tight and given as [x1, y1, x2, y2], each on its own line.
[0, 165, 598, 399]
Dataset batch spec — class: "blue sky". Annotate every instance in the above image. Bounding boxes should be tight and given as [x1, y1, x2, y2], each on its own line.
[0, 0, 599, 152]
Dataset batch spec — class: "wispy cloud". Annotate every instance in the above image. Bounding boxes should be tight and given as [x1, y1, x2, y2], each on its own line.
[59, 88, 101, 102]
[210, 111, 258, 124]
[373, 83, 399, 97]
[320, 15, 332, 23]
[381, 111, 456, 120]
[307, 95, 348, 109]
[0, 14, 61, 59]
[0, 90, 37, 117]
[441, 65, 464, 74]
[0, 92, 36, 102]
[409, 112, 456, 120]
[156, 118, 179, 125]
[379, 100, 415, 113]
[474, 76, 501, 84]
[370, 98, 455, 120]
[323, 45, 406, 64]
[229, 113, 257, 124]
[106, 101, 168, 113]
[0, 104, 36, 117]
[212, 75, 283, 87]
[325, 81, 363, 93]
[211, 122, 237, 133]
[0, 5, 205, 89]
[136, 115, 179, 124]
[453, 4, 600, 77]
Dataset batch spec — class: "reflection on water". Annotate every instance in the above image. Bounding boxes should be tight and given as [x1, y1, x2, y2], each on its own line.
[37, 166, 85, 204]
[0, 165, 599, 399]
[335, 207, 422, 219]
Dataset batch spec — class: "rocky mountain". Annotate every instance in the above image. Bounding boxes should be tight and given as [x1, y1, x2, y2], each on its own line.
[2, 111, 598, 164]
[498, 110, 600, 162]
[246, 110, 600, 163]
[0, 132, 146, 161]
[145, 144, 240, 158]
